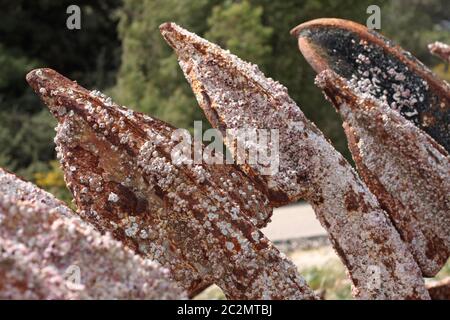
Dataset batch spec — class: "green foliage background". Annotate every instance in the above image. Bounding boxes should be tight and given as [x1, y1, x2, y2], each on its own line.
[0, 0, 448, 201]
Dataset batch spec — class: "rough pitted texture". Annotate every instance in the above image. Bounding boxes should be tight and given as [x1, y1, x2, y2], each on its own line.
[1, 239, 76, 299]
[0, 169, 186, 300]
[160, 22, 430, 299]
[427, 278, 450, 300]
[428, 42, 450, 63]
[0, 168, 73, 218]
[292, 19, 450, 153]
[27, 68, 316, 300]
[315, 70, 450, 276]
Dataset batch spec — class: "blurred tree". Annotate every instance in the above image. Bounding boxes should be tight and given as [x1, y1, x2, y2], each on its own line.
[433, 63, 450, 82]
[0, 0, 121, 201]
[383, 0, 450, 65]
[0, 0, 121, 92]
[113, 0, 220, 131]
[0, 109, 56, 179]
[205, 1, 273, 68]
[34, 160, 74, 206]
[0, 45, 40, 113]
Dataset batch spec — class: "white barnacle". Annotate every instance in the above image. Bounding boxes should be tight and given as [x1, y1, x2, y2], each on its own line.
[108, 192, 119, 203]
[192, 165, 207, 183]
[207, 212, 218, 221]
[109, 221, 119, 230]
[139, 229, 148, 239]
[57, 106, 67, 116]
[125, 223, 139, 238]
[230, 207, 240, 220]
[404, 109, 418, 117]
[225, 242, 235, 251]
[251, 231, 260, 242]
[105, 97, 113, 106]
[203, 220, 212, 228]
[119, 133, 130, 145]
[395, 73, 406, 81]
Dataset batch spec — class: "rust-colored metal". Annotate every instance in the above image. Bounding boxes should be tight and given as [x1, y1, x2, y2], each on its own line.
[0, 239, 73, 300]
[0, 168, 186, 300]
[27, 68, 316, 300]
[428, 42, 450, 63]
[292, 18, 450, 277]
[161, 22, 430, 299]
[315, 69, 450, 276]
[292, 18, 450, 153]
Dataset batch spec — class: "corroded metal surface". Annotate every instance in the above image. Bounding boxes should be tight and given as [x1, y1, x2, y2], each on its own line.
[427, 278, 450, 300]
[0, 168, 74, 218]
[160, 22, 430, 299]
[292, 19, 450, 153]
[0, 168, 186, 300]
[0, 239, 75, 300]
[290, 18, 450, 276]
[27, 68, 315, 300]
[315, 70, 450, 277]
[429, 42, 450, 63]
